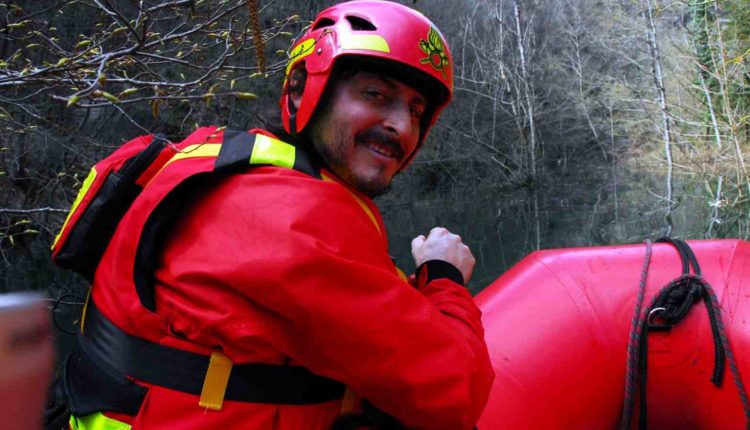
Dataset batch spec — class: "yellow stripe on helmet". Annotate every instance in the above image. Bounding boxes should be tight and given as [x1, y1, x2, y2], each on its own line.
[341, 34, 390, 53]
[285, 38, 316, 76]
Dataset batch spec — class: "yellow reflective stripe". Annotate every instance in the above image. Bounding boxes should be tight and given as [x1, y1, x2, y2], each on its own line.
[80, 286, 92, 334]
[199, 351, 233, 411]
[251, 134, 296, 168]
[395, 267, 408, 282]
[52, 167, 98, 250]
[147, 143, 221, 185]
[321, 173, 381, 236]
[164, 144, 221, 166]
[285, 38, 316, 76]
[158, 134, 295, 175]
[70, 413, 131, 430]
[341, 35, 390, 53]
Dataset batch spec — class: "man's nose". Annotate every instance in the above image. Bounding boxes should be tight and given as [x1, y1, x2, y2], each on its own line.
[381, 103, 414, 139]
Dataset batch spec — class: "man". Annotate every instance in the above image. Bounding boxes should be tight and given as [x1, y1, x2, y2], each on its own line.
[58, 1, 493, 429]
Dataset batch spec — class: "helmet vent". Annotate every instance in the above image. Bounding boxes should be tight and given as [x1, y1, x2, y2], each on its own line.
[312, 17, 335, 31]
[346, 15, 377, 31]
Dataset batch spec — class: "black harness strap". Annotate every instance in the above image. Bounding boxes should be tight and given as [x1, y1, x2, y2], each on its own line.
[215, 129, 257, 173]
[78, 129, 344, 410]
[79, 301, 346, 405]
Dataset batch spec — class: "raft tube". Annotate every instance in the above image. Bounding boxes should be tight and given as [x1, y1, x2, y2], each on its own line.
[476, 239, 749, 429]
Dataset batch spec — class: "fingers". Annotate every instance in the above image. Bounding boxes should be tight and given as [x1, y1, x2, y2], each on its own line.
[411, 227, 475, 284]
[411, 235, 426, 253]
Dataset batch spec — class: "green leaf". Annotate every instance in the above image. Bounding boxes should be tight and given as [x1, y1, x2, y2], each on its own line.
[234, 92, 257, 100]
[100, 91, 118, 103]
[66, 95, 79, 107]
[118, 88, 139, 98]
[75, 40, 92, 50]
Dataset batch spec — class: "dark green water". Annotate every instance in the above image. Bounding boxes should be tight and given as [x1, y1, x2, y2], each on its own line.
[382, 166, 725, 294]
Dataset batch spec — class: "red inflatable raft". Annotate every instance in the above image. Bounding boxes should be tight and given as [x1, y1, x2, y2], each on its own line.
[476, 239, 749, 429]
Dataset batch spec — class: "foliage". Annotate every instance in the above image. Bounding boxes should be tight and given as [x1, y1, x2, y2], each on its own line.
[0, 0, 302, 293]
[1, 0, 749, 295]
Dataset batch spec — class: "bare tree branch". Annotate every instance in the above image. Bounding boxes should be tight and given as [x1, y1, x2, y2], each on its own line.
[0, 208, 68, 214]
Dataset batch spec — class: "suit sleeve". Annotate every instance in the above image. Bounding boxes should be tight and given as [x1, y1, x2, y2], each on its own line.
[213, 174, 494, 430]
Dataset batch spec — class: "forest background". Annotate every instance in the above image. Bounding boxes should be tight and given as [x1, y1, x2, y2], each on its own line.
[0, 0, 748, 310]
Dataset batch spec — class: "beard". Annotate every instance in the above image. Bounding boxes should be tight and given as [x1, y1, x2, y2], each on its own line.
[314, 136, 394, 198]
[310, 124, 399, 198]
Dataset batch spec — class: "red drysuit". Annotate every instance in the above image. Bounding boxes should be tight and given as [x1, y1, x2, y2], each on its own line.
[84, 127, 493, 430]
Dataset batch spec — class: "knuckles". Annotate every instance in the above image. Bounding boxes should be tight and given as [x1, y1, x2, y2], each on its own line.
[411, 228, 475, 284]
[413, 228, 475, 271]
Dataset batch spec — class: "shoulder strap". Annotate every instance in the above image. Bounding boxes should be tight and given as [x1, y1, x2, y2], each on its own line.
[216, 129, 320, 178]
[134, 129, 320, 311]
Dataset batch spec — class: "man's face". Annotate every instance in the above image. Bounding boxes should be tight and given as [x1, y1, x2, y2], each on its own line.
[304, 70, 427, 197]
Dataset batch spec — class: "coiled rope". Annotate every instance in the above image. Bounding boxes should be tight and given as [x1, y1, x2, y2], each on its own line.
[621, 238, 750, 430]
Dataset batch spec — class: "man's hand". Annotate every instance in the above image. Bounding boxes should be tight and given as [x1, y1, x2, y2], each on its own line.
[411, 227, 475, 284]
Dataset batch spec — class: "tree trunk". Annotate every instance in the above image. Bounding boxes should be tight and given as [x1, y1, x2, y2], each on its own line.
[644, 0, 674, 235]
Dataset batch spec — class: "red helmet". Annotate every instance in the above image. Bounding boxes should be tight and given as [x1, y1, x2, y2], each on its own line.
[280, 0, 453, 162]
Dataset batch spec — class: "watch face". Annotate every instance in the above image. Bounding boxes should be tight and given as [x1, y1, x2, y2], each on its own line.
[0, 293, 54, 429]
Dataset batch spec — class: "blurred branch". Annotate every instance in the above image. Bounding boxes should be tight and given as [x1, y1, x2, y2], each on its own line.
[0, 0, 298, 112]
[0, 207, 68, 214]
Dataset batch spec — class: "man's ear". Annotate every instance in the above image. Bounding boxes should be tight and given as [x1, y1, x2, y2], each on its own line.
[288, 66, 306, 111]
[290, 88, 302, 111]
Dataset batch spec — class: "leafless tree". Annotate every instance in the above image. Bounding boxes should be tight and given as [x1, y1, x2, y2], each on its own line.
[0, 0, 301, 291]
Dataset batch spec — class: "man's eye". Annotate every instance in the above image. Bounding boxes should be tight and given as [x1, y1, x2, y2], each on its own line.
[363, 89, 385, 100]
[410, 107, 424, 119]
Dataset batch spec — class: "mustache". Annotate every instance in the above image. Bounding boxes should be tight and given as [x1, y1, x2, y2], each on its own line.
[355, 127, 404, 160]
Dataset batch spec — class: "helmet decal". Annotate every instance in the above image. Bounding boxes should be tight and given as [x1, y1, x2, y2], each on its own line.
[419, 27, 449, 78]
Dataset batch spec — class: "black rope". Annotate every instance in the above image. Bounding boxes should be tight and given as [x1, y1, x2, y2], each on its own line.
[621, 240, 652, 430]
[656, 237, 701, 276]
[622, 239, 750, 430]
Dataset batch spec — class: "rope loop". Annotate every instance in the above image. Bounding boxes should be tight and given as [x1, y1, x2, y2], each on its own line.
[621, 238, 750, 430]
[647, 274, 704, 329]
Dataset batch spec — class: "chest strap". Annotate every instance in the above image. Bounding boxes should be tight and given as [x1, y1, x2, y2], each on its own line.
[78, 301, 345, 406]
